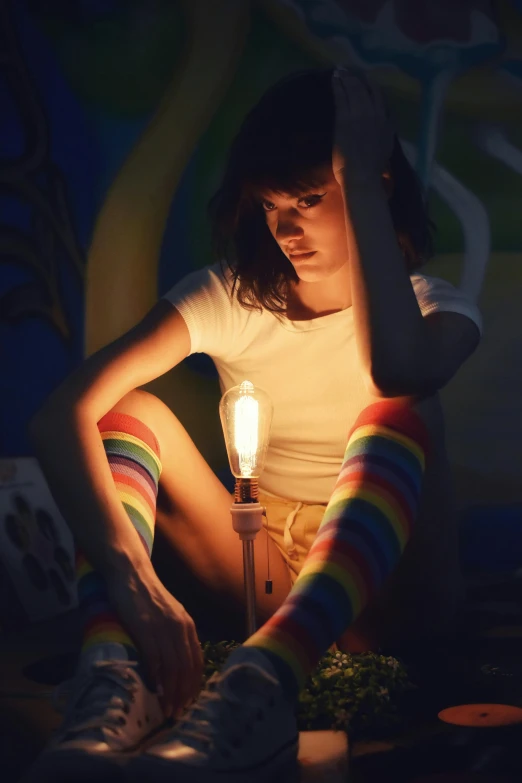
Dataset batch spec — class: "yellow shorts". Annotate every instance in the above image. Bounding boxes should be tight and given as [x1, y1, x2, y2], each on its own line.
[258, 491, 327, 586]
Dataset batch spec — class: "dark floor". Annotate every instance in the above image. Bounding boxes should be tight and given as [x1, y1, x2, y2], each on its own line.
[3, 571, 522, 782]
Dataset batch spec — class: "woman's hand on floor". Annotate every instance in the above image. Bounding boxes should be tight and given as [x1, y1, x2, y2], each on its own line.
[106, 567, 204, 718]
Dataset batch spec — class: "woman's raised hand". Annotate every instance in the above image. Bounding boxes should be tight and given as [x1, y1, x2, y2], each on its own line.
[331, 66, 395, 187]
[106, 566, 204, 718]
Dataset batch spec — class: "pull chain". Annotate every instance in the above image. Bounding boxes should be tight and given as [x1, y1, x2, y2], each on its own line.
[263, 508, 272, 594]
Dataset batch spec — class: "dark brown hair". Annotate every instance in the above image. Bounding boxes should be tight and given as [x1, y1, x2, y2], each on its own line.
[208, 68, 435, 314]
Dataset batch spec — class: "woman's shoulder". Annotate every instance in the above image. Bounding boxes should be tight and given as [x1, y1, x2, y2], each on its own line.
[410, 271, 483, 334]
[409, 271, 469, 305]
[410, 270, 455, 292]
[161, 261, 234, 303]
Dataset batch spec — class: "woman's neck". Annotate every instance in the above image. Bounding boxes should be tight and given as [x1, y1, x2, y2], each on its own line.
[286, 265, 352, 320]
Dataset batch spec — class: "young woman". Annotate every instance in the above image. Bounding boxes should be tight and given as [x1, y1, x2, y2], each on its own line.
[29, 67, 481, 781]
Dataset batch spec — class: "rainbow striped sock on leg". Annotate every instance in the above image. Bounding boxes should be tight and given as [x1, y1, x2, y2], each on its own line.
[76, 412, 161, 660]
[244, 400, 430, 703]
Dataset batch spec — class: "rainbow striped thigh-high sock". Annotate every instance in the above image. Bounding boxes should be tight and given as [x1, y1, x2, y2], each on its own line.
[244, 400, 430, 703]
[76, 411, 161, 662]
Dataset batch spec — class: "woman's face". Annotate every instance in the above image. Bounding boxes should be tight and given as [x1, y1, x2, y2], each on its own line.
[259, 164, 349, 283]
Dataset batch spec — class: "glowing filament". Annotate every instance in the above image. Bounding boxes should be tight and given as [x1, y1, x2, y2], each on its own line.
[235, 387, 259, 477]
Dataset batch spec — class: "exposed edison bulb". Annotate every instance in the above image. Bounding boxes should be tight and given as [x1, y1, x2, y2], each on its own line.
[235, 383, 259, 477]
[219, 380, 273, 480]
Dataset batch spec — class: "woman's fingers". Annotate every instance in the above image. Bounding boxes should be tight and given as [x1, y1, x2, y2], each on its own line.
[186, 621, 204, 701]
[367, 80, 391, 121]
[158, 637, 182, 718]
[332, 65, 395, 175]
[138, 633, 163, 697]
[157, 618, 201, 716]
[333, 73, 376, 125]
[332, 67, 357, 113]
[175, 619, 201, 709]
[334, 63, 366, 82]
[333, 66, 388, 120]
[109, 579, 203, 717]
[137, 623, 185, 717]
[347, 77, 374, 117]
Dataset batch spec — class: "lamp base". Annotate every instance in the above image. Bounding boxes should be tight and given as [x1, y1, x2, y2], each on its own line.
[230, 501, 264, 541]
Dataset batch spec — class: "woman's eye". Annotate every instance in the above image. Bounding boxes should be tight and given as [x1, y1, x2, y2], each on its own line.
[260, 192, 325, 212]
[299, 193, 326, 208]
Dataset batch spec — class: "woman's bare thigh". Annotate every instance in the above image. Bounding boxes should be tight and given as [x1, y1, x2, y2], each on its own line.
[110, 389, 292, 623]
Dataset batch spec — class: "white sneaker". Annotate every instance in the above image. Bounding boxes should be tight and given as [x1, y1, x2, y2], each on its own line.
[24, 659, 165, 781]
[125, 646, 300, 783]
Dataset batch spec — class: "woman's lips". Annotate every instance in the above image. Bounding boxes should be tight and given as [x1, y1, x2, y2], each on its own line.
[289, 251, 316, 261]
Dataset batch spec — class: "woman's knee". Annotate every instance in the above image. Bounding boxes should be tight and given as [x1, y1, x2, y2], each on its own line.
[110, 388, 174, 424]
[105, 389, 174, 455]
[352, 394, 439, 447]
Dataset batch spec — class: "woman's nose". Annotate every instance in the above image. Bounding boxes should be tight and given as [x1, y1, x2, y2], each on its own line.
[275, 212, 304, 242]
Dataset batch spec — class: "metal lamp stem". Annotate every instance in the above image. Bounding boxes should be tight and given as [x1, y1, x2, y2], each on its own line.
[230, 486, 264, 639]
[242, 539, 257, 636]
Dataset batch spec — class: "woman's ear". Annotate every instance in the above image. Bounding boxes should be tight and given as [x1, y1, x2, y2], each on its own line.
[381, 169, 394, 200]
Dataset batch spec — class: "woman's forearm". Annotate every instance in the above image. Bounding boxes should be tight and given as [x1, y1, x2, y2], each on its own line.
[341, 174, 432, 395]
[29, 406, 155, 584]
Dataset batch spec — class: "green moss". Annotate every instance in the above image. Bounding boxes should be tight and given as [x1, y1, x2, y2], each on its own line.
[201, 641, 414, 737]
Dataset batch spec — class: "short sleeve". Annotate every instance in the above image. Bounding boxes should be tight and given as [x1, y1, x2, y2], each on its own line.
[411, 273, 483, 336]
[160, 263, 234, 355]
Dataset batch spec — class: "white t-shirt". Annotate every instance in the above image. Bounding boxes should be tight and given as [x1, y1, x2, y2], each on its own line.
[162, 263, 482, 503]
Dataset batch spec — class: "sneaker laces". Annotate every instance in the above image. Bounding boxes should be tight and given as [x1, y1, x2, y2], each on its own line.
[52, 660, 140, 739]
[173, 663, 278, 753]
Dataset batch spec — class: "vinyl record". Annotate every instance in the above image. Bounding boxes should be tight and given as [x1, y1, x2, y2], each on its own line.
[438, 703, 522, 727]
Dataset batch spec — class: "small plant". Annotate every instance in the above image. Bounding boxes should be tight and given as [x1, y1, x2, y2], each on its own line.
[201, 641, 415, 737]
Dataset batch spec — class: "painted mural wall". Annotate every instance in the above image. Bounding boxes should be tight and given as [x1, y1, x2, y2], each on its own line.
[1, 1, 521, 567]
